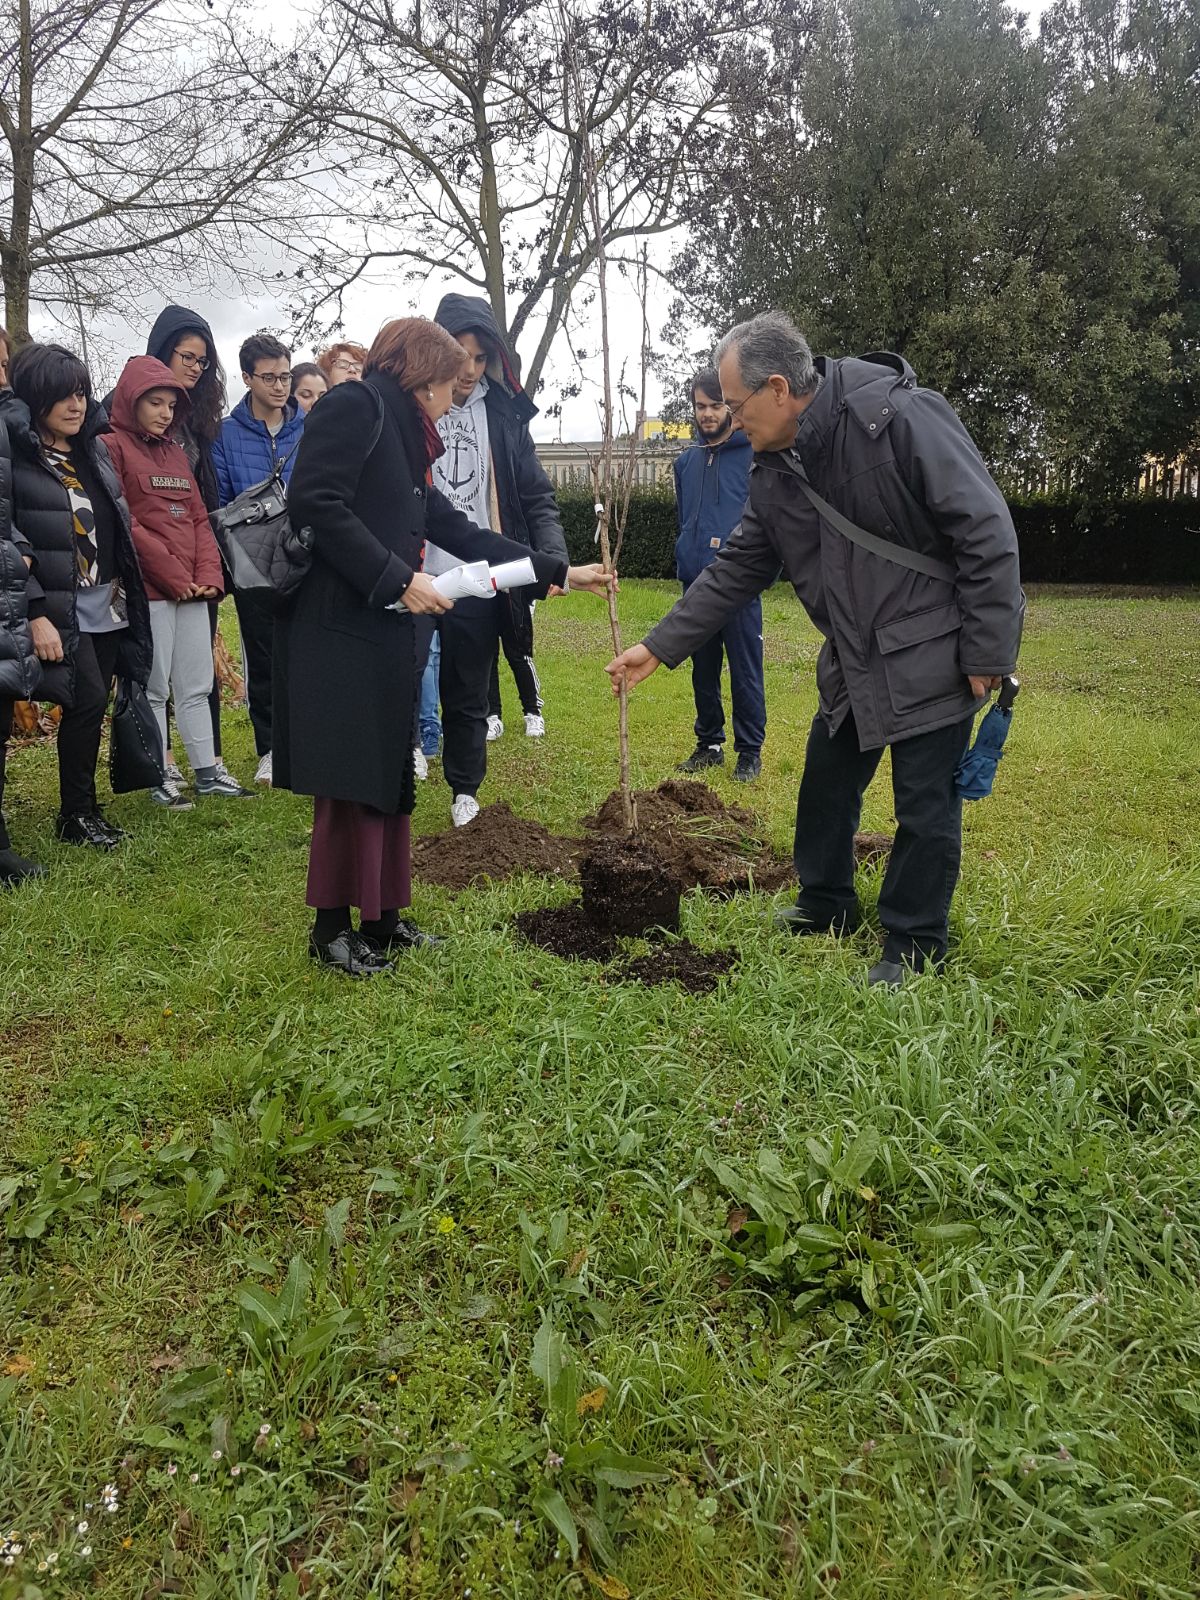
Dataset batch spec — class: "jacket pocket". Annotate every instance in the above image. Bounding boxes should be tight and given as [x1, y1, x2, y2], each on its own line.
[874, 602, 964, 716]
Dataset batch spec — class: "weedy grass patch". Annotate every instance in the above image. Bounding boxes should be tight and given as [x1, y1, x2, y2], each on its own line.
[1, 583, 1199, 1598]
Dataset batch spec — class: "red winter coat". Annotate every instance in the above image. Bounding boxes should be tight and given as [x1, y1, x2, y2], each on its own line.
[103, 356, 225, 603]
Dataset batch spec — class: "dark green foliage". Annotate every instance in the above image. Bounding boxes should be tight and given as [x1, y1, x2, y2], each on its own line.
[558, 486, 1200, 582]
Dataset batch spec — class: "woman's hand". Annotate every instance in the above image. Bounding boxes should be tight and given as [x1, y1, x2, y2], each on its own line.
[564, 563, 617, 598]
[605, 642, 659, 695]
[30, 616, 64, 663]
[397, 573, 454, 615]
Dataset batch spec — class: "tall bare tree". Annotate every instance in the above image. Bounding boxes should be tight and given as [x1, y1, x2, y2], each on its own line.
[288, 0, 745, 394]
[0, 0, 345, 342]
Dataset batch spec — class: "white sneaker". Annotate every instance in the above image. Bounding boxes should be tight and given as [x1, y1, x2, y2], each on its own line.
[413, 746, 428, 781]
[255, 751, 273, 786]
[451, 794, 480, 828]
[486, 715, 504, 742]
[524, 712, 545, 738]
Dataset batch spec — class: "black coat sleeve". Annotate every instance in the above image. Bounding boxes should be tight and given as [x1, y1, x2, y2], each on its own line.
[288, 384, 413, 608]
[426, 488, 568, 596]
[511, 427, 569, 564]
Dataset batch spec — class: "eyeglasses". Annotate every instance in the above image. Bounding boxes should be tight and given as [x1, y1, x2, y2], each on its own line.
[173, 349, 210, 371]
[251, 371, 292, 387]
[725, 382, 765, 423]
[331, 358, 362, 374]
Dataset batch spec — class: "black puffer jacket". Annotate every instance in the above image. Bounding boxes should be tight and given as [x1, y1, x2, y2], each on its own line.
[0, 391, 152, 705]
[0, 410, 41, 701]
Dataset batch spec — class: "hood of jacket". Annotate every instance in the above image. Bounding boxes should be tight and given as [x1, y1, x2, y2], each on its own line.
[434, 293, 536, 423]
[109, 355, 191, 438]
[146, 303, 217, 367]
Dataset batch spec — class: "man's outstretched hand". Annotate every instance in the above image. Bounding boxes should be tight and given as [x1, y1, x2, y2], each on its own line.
[605, 643, 660, 695]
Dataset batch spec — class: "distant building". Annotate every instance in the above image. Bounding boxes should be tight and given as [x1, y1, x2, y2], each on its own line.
[537, 418, 688, 488]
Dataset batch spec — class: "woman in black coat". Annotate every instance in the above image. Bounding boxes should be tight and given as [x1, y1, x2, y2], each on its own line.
[0, 405, 45, 883]
[278, 317, 611, 976]
[0, 344, 152, 848]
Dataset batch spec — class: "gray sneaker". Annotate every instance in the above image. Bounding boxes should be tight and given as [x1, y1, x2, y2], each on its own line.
[195, 771, 253, 799]
[150, 785, 194, 812]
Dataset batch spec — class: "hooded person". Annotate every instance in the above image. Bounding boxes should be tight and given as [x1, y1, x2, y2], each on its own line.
[104, 304, 232, 777]
[426, 293, 568, 825]
[103, 356, 250, 805]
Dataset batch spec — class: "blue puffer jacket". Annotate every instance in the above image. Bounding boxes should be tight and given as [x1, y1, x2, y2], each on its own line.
[211, 395, 305, 506]
[672, 429, 754, 586]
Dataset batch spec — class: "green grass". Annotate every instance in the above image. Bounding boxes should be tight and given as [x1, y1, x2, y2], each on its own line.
[1, 581, 1198, 1600]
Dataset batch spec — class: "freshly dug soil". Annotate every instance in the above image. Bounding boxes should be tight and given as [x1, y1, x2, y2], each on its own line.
[854, 831, 893, 868]
[412, 802, 581, 890]
[514, 904, 737, 993]
[578, 835, 681, 936]
[586, 778, 791, 895]
[616, 940, 737, 994]
[514, 903, 618, 960]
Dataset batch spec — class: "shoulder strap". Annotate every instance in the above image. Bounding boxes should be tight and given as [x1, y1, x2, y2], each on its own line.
[794, 475, 956, 584]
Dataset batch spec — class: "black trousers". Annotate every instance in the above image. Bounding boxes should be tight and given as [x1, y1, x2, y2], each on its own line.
[58, 630, 121, 818]
[488, 604, 541, 719]
[792, 709, 974, 966]
[232, 588, 274, 758]
[439, 600, 508, 797]
[688, 590, 767, 757]
[0, 698, 11, 850]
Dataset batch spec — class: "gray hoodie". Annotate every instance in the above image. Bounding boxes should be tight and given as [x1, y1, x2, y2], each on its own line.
[427, 376, 491, 575]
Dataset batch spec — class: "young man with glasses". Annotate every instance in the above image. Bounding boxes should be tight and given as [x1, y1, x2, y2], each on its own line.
[212, 334, 305, 785]
[672, 369, 765, 782]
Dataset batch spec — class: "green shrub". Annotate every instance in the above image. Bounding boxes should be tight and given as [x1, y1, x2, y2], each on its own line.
[555, 485, 1200, 584]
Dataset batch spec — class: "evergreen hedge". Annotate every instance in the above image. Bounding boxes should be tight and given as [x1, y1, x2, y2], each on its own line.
[556, 486, 1200, 584]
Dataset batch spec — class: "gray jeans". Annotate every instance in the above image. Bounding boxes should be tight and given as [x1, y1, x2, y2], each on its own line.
[147, 600, 215, 775]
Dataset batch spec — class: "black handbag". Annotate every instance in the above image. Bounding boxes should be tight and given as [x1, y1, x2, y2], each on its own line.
[109, 678, 165, 793]
[212, 394, 385, 611]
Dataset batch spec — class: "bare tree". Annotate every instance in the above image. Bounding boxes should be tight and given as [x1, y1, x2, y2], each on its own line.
[0, 0, 346, 342]
[287, 0, 743, 394]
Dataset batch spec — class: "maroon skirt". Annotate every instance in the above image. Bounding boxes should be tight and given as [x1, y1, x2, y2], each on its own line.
[306, 798, 411, 920]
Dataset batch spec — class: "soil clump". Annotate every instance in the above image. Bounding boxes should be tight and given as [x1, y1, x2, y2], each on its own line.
[578, 835, 681, 936]
[412, 802, 581, 890]
[514, 904, 736, 993]
[616, 940, 737, 994]
[514, 903, 618, 960]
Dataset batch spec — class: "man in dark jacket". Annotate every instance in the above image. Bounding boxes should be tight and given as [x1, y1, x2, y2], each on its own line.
[673, 369, 765, 781]
[212, 333, 306, 784]
[428, 294, 569, 826]
[607, 311, 1023, 987]
[0, 402, 45, 883]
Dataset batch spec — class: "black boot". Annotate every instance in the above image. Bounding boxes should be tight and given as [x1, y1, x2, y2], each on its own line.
[0, 847, 46, 886]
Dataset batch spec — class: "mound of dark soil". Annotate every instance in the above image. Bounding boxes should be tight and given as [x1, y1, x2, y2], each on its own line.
[514, 903, 618, 960]
[585, 778, 792, 894]
[578, 835, 681, 935]
[514, 903, 736, 992]
[413, 802, 581, 890]
[616, 940, 737, 994]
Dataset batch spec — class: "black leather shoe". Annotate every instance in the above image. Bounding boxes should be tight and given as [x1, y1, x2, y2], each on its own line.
[0, 847, 46, 886]
[867, 959, 908, 988]
[91, 809, 127, 842]
[56, 812, 120, 850]
[772, 904, 857, 936]
[677, 744, 724, 773]
[733, 753, 762, 782]
[372, 919, 444, 953]
[309, 928, 394, 977]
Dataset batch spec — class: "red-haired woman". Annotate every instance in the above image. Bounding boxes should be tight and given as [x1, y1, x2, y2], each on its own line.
[316, 342, 368, 387]
[278, 317, 612, 976]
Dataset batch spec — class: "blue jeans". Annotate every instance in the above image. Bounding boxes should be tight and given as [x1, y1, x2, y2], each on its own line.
[419, 629, 442, 752]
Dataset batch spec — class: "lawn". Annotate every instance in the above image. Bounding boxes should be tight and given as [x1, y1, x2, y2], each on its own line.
[2, 581, 1199, 1600]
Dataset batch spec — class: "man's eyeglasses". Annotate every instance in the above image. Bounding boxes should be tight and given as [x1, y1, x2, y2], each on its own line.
[726, 382, 765, 422]
[173, 349, 210, 372]
[252, 371, 292, 387]
[331, 358, 362, 374]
